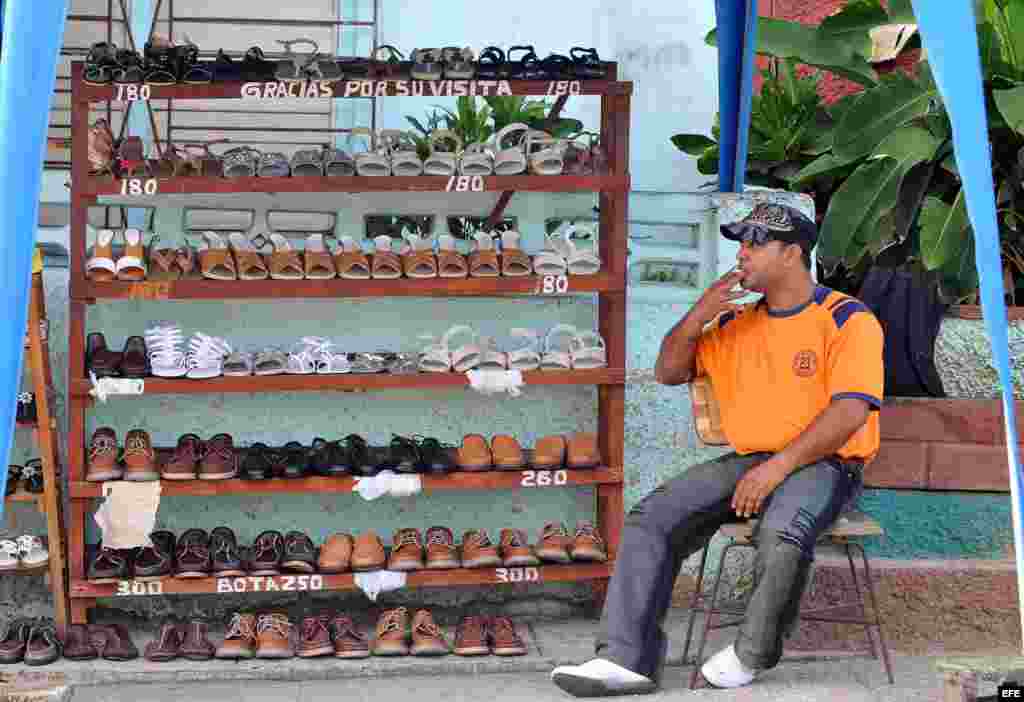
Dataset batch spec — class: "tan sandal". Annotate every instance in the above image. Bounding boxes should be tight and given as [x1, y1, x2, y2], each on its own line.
[334, 236, 371, 280]
[176, 246, 199, 280]
[468, 232, 500, 278]
[198, 231, 237, 281]
[401, 233, 438, 279]
[148, 239, 180, 281]
[228, 233, 270, 281]
[268, 233, 304, 280]
[437, 235, 468, 279]
[115, 228, 147, 281]
[532, 435, 567, 469]
[304, 234, 336, 279]
[86, 229, 116, 282]
[370, 235, 402, 279]
[499, 230, 532, 277]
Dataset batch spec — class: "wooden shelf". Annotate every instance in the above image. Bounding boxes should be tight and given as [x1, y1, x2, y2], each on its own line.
[77, 74, 632, 103]
[84, 174, 628, 200]
[1, 563, 50, 577]
[6, 488, 42, 504]
[78, 272, 622, 302]
[71, 368, 624, 397]
[70, 466, 623, 498]
[70, 562, 613, 598]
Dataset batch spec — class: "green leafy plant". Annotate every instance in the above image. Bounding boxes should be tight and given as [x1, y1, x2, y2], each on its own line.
[483, 96, 584, 138]
[437, 97, 494, 145]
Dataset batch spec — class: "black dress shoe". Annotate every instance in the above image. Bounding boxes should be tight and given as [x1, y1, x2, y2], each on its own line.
[241, 443, 272, 480]
[133, 530, 175, 579]
[340, 434, 376, 477]
[386, 435, 419, 474]
[310, 438, 349, 477]
[280, 531, 316, 573]
[210, 526, 244, 576]
[281, 441, 309, 478]
[416, 437, 454, 475]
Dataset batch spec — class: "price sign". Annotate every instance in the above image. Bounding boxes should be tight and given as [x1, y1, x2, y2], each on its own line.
[495, 567, 541, 583]
[536, 275, 570, 295]
[119, 178, 158, 196]
[216, 575, 324, 593]
[115, 84, 151, 102]
[520, 469, 569, 487]
[116, 580, 163, 596]
[446, 175, 485, 192]
[546, 80, 582, 96]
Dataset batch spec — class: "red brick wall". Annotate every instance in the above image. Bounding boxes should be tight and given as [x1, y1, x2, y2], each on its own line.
[755, 0, 921, 103]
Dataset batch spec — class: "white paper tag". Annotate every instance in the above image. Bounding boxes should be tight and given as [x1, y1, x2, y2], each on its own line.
[353, 470, 423, 501]
[89, 372, 145, 403]
[353, 570, 407, 601]
[96, 482, 162, 549]
[465, 369, 524, 397]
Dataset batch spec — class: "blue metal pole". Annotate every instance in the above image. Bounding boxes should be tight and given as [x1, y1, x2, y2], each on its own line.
[0, 0, 71, 522]
[715, 0, 758, 193]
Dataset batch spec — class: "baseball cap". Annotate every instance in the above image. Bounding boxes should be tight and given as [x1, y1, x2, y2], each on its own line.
[720, 203, 818, 253]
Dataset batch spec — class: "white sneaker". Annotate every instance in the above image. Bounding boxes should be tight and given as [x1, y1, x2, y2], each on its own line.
[701, 644, 758, 688]
[0, 540, 19, 570]
[186, 332, 232, 379]
[145, 322, 189, 377]
[551, 658, 657, 697]
[16, 535, 48, 567]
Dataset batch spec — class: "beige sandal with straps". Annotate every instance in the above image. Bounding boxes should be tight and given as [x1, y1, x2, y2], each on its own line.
[198, 231, 238, 281]
[228, 232, 270, 281]
[268, 233, 304, 280]
[304, 234, 337, 279]
[334, 236, 371, 280]
[437, 235, 468, 278]
[468, 232, 500, 278]
[499, 230, 532, 277]
[370, 235, 402, 279]
[401, 232, 438, 279]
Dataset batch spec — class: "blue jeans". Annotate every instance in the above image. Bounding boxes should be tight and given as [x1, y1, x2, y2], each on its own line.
[596, 452, 862, 677]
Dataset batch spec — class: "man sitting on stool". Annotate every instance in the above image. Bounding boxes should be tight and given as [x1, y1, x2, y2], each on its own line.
[551, 203, 884, 695]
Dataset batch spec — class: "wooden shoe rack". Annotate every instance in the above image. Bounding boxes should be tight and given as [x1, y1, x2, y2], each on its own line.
[10, 255, 71, 634]
[65, 63, 631, 622]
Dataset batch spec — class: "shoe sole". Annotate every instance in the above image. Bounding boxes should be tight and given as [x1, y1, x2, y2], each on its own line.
[570, 550, 607, 562]
[215, 650, 256, 659]
[551, 673, 658, 698]
[123, 472, 160, 481]
[85, 471, 123, 482]
[212, 569, 246, 577]
[280, 561, 316, 573]
[387, 561, 424, 572]
[175, 571, 210, 579]
[372, 645, 409, 656]
[350, 563, 386, 572]
[248, 568, 281, 576]
[536, 550, 572, 564]
[461, 556, 502, 568]
[502, 556, 540, 567]
[296, 645, 334, 658]
[411, 646, 450, 657]
[255, 651, 294, 659]
[453, 646, 489, 656]
[425, 559, 460, 569]
[492, 647, 528, 656]
[335, 650, 370, 659]
[198, 472, 238, 480]
[161, 472, 197, 480]
[87, 576, 125, 584]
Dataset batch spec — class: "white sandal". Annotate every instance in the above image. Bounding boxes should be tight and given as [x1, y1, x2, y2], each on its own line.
[418, 334, 452, 373]
[304, 337, 351, 374]
[145, 321, 189, 378]
[115, 228, 148, 280]
[564, 223, 602, 275]
[352, 128, 392, 176]
[0, 540, 19, 570]
[286, 338, 319, 375]
[86, 228, 117, 282]
[571, 330, 607, 369]
[253, 348, 287, 376]
[424, 129, 462, 176]
[445, 324, 482, 372]
[492, 123, 530, 175]
[532, 230, 571, 276]
[539, 324, 579, 371]
[17, 535, 47, 567]
[526, 130, 566, 175]
[476, 336, 508, 370]
[186, 332, 231, 379]
[460, 142, 494, 175]
[507, 328, 541, 371]
[499, 230, 533, 277]
[384, 130, 425, 176]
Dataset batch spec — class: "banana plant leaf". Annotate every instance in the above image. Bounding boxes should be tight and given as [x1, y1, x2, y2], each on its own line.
[832, 71, 938, 161]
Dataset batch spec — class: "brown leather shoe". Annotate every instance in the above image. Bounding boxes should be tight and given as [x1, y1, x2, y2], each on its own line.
[351, 531, 386, 571]
[317, 533, 353, 573]
[0, 618, 31, 663]
[215, 613, 257, 659]
[86, 427, 122, 482]
[255, 613, 294, 659]
[566, 432, 601, 469]
[373, 607, 409, 656]
[536, 522, 572, 564]
[455, 433, 492, 471]
[461, 529, 501, 568]
[24, 620, 61, 666]
[388, 528, 424, 571]
[248, 530, 283, 575]
[160, 433, 202, 480]
[532, 435, 567, 469]
[145, 618, 182, 662]
[123, 429, 158, 481]
[199, 433, 237, 479]
[330, 615, 370, 659]
[424, 526, 459, 569]
[119, 335, 150, 378]
[411, 609, 449, 656]
[296, 615, 333, 658]
[86, 332, 122, 378]
[490, 434, 525, 470]
[91, 623, 139, 661]
[63, 623, 99, 661]
[453, 615, 489, 656]
[180, 618, 215, 661]
[571, 521, 608, 562]
[500, 528, 539, 567]
[490, 616, 528, 656]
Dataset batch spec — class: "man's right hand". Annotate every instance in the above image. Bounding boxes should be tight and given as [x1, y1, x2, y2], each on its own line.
[691, 269, 747, 327]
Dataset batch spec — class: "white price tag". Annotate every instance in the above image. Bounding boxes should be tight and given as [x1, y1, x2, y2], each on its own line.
[216, 575, 324, 593]
[445, 175, 485, 192]
[119, 178, 158, 196]
[537, 275, 570, 295]
[520, 469, 569, 487]
[116, 580, 162, 596]
[546, 80, 582, 96]
[115, 84, 151, 102]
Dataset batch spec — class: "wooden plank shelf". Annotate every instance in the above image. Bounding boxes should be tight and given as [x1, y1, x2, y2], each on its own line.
[85, 174, 629, 200]
[70, 466, 623, 498]
[71, 368, 625, 397]
[79, 272, 621, 302]
[70, 562, 614, 598]
[6, 488, 43, 504]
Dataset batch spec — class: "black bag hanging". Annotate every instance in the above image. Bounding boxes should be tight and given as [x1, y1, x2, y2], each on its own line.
[857, 266, 947, 398]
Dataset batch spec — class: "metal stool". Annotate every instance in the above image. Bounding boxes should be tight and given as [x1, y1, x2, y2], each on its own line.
[681, 511, 894, 689]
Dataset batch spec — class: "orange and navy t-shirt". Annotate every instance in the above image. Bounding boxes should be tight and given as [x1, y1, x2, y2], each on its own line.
[695, 286, 884, 462]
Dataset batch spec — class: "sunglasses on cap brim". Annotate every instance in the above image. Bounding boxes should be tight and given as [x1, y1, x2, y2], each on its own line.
[727, 224, 780, 246]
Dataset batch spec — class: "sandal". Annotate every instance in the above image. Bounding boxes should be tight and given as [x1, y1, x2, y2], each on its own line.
[570, 47, 607, 79]
[148, 237, 181, 282]
[228, 232, 270, 280]
[335, 236, 371, 279]
[182, 141, 226, 177]
[258, 151, 291, 178]
[84, 42, 119, 85]
[444, 324, 482, 372]
[88, 119, 116, 176]
[571, 330, 607, 369]
[539, 324, 578, 371]
[115, 228, 147, 281]
[187, 332, 232, 379]
[540, 53, 573, 80]
[526, 129, 566, 175]
[499, 230, 532, 277]
[153, 145, 187, 178]
[304, 234, 337, 279]
[370, 235, 402, 279]
[180, 42, 213, 84]
[286, 339, 319, 375]
[410, 48, 443, 81]
[532, 229, 570, 276]
[112, 48, 146, 84]
[268, 233, 305, 280]
[437, 235, 468, 278]
[86, 229, 117, 282]
[418, 334, 451, 373]
[222, 146, 260, 178]
[223, 350, 254, 376]
[276, 39, 318, 81]
[371, 45, 405, 78]
[476, 47, 508, 80]
[424, 130, 461, 176]
[468, 232, 500, 278]
[352, 128, 391, 177]
[290, 148, 324, 177]
[459, 142, 493, 176]
[564, 223, 601, 275]
[507, 46, 546, 80]
[144, 37, 178, 85]
[442, 46, 476, 79]
[507, 328, 541, 371]
[324, 148, 355, 177]
[253, 348, 287, 376]
[117, 136, 149, 178]
[400, 232, 438, 279]
[306, 337, 350, 374]
[348, 352, 388, 374]
[492, 123, 530, 176]
[176, 245, 199, 280]
[198, 231, 238, 281]
[384, 131, 424, 176]
[476, 336, 508, 370]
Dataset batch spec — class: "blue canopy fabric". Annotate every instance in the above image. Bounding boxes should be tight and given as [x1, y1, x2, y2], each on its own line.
[0, 0, 70, 522]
